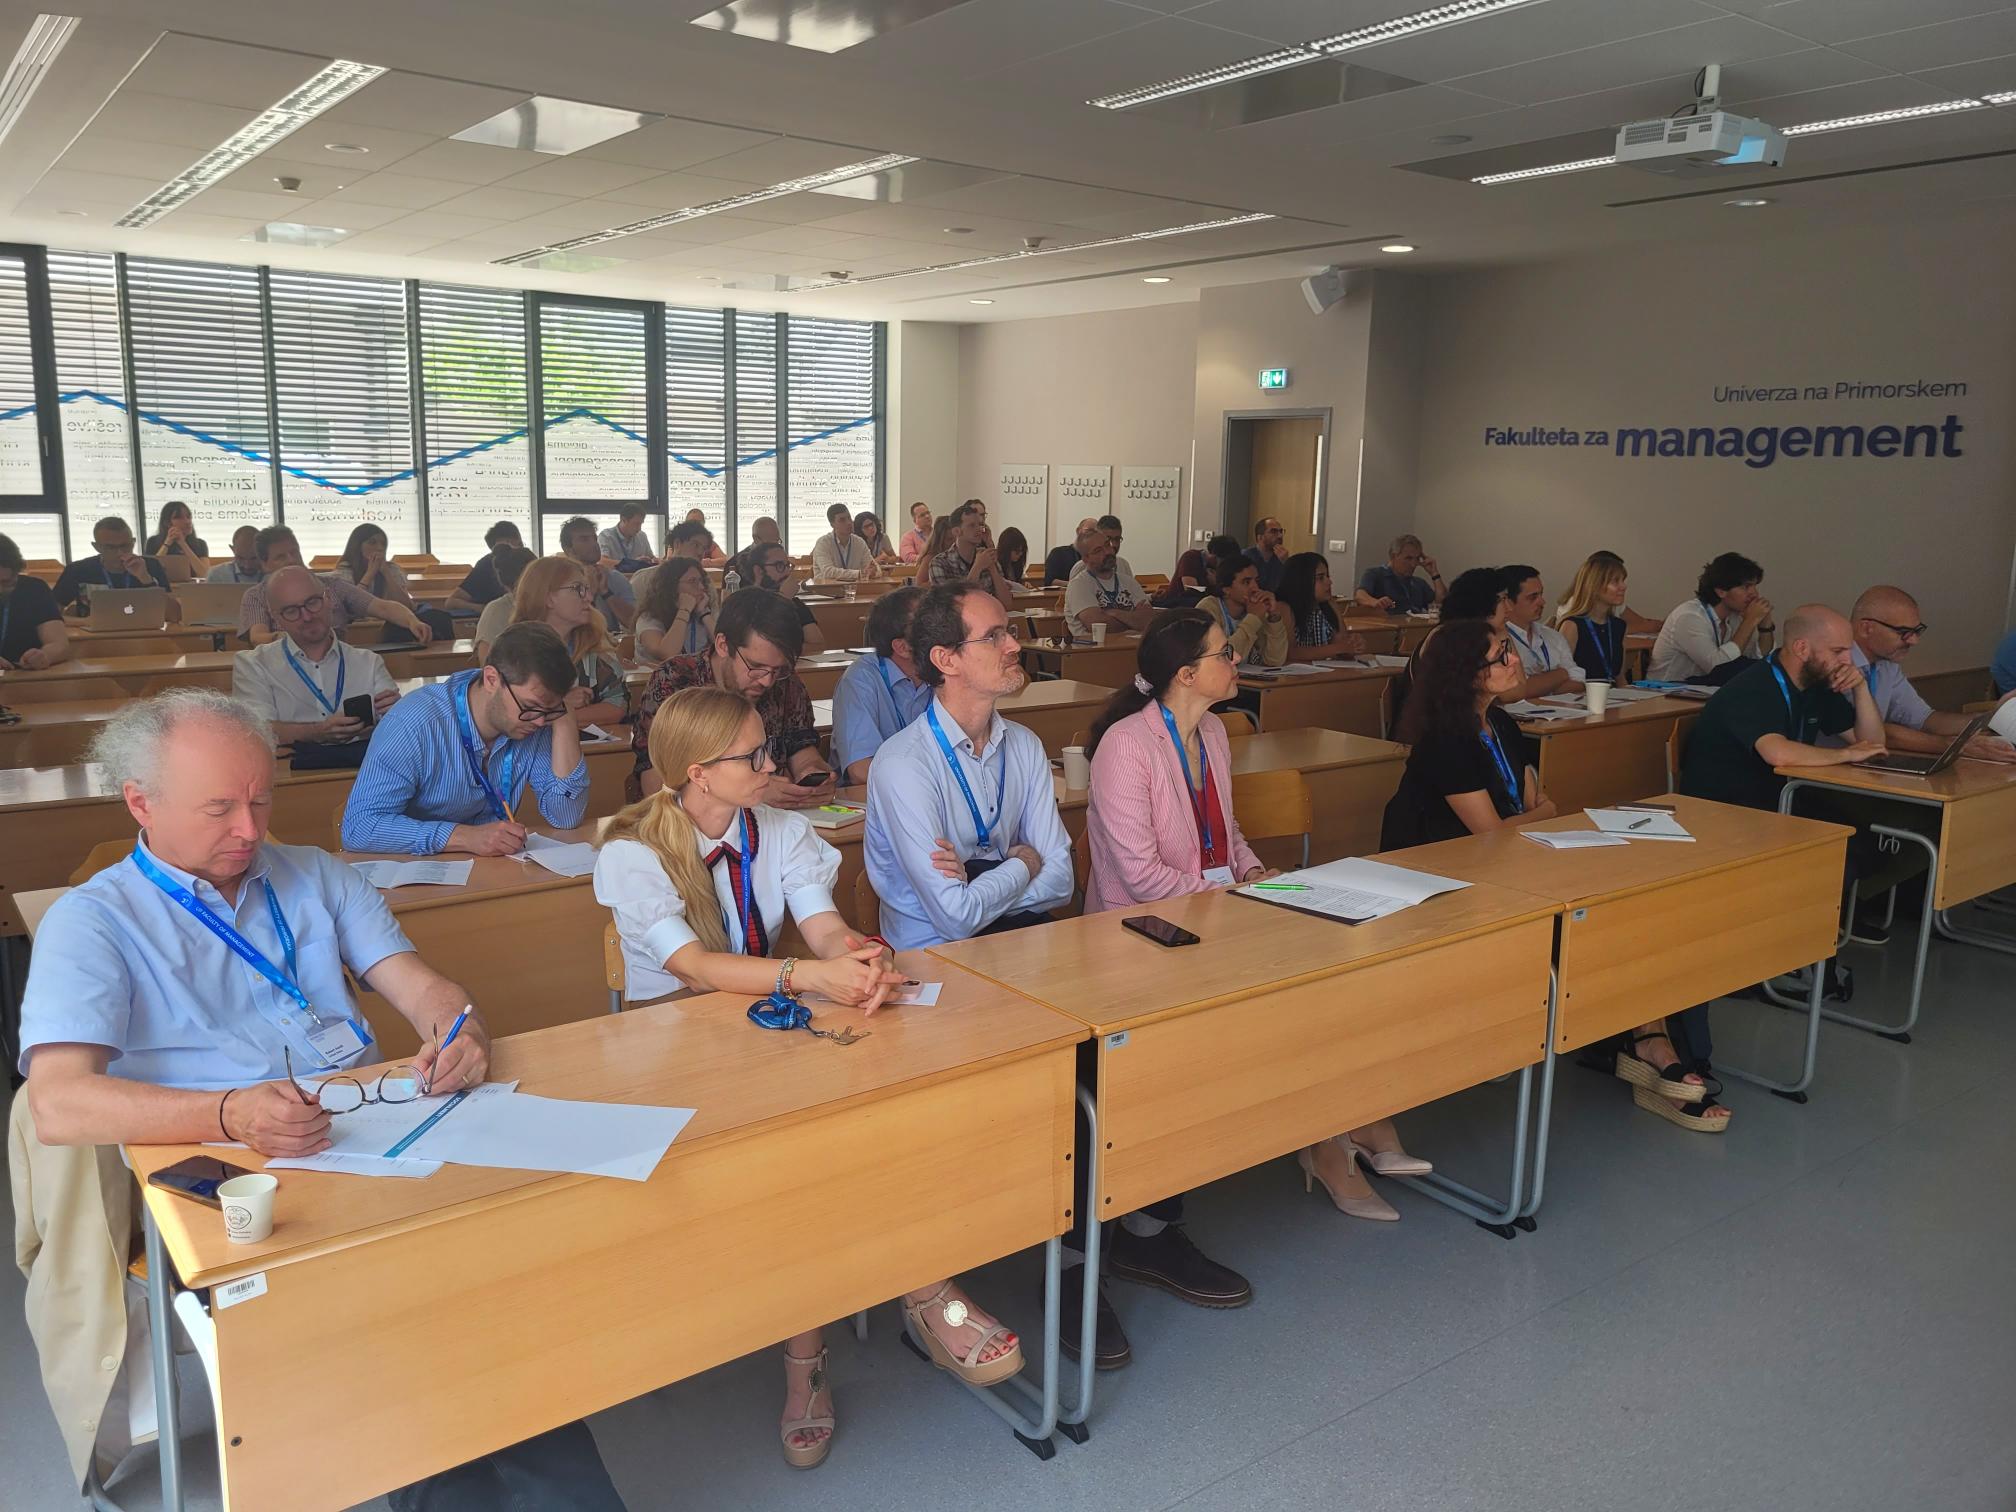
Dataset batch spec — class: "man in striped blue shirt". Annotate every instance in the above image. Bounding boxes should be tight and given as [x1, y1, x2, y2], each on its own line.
[342, 624, 589, 855]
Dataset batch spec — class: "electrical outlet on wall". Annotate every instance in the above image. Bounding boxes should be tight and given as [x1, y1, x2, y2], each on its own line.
[1194, 528, 1209, 542]
[1327, 539, 1349, 553]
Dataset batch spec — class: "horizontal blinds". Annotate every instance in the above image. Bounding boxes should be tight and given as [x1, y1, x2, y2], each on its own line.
[0, 251, 42, 497]
[538, 300, 650, 504]
[664, 303, 726, 539]
[417, 283, 531, 563]
[785, 314, 876, 537]
[733, 310, 779, 545]
[45, 249, 135, 537]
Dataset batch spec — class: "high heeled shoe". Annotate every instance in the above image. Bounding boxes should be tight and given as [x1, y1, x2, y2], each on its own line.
[1296, 1142, 1398, 1222]
[1344, 1119, 1433, 1177]
[900, 1283, 1024, 1386]
[779, 1347, 834, 1470]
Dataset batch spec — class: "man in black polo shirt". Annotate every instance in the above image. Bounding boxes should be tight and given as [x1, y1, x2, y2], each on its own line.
[52, 515, 173, 612]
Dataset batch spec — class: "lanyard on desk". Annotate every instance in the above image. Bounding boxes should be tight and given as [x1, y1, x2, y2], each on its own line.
[926, 702, 1003, 853]
[1574, 616, 1613, 681]
[1160, 703, 1217, 863]
[1508, 623, 1548, 670]
[281, 641, 345, 715]
[1480, 725, 1525, 814]
[452, 673, 515, 821]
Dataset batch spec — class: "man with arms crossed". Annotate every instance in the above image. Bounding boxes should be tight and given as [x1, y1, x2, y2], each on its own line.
[239, 526, 432, 648]
[1063, 518, 1154, 639]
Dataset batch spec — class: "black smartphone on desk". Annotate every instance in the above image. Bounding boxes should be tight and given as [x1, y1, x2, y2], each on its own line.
[342, 693, 375, 726]
[1122, 914, 1200, 948]
[147, 1156, 254, 1209]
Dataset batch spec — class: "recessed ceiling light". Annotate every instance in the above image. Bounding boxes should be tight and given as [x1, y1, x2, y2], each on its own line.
[942, 226, 973, 234]
[242, 221, 351, 247]
[691, 0, 973, 53]
[1430, 133, 1472, 146]
[56, 208, 87, 217]
[453, 95, 659, 156]
[1091, 0, 1544, 109]
[1725, 197, 1771, 207]
[1142, 275, 1172, 283]
[1473, 153, 1617, 186]
[495, 152, 918, 265]
[0, 14, 79, 150]
[117, 58, 385, 228]
[323, 142, 370, 154]
[969, 298, 994, 305]
[1381, 243, 1416, 253]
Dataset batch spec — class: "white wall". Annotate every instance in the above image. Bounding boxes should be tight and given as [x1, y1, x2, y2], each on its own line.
[1408, 211, 2016, 674]
[887, 320, 959, 531]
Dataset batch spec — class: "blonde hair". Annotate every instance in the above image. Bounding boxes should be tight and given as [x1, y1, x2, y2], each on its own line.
[600, 686, 755, 956]
[1553, 553, 1628, 625]
[511, 555, 619, 666]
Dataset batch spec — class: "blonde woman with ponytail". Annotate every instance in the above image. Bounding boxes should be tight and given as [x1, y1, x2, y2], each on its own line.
[591, 686, 1026, 1462]
[507, 555, 628, 729]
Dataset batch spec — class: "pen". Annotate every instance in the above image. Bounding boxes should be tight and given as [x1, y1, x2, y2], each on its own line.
[437, 1005, 472, 1055]
[1248, 882, 1311, 891]
[1627, 817, 1652, 830]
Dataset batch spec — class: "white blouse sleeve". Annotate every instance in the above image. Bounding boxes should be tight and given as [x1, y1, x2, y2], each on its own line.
[592, 837, 700, 967]
[768, 807, 842, 926]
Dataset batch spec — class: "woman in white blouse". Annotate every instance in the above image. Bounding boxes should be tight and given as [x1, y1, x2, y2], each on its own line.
[593, 685, 1026, 1469]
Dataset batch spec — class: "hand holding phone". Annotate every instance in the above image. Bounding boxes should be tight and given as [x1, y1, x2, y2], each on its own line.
[342, 693, 376, 728]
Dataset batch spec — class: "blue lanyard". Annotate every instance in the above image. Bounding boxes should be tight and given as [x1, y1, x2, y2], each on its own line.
[107, 566, 138, 590]
[926, 702, 1003, 852]
[1480, 725, 1525, 814]
[1574, 616, 1613, 680]
[722, 810, 756, 951]
[1159, 703, 1217, 861]
[683, 611, 708, 655]
[280, 640, 345, 716]
[451, 673, 516, 821]
[131, 845, 335, 1028]
[1090, 571, 1123, 607]
[1767, 657, 1801, 736]
[1508, 623, 1549, 670]
[1215, 597, 1235, 637]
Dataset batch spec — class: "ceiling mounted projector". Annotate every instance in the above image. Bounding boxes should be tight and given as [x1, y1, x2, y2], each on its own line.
[1614, 66, 1784, 178]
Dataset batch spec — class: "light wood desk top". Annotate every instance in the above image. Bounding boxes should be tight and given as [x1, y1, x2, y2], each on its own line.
[1240, 660, 1403, 690]
[66, 624, 232, 654]
[1512, 693, 1701, 737]
[1224, 726, 1407, 773]
[932, 878, 1557, 1039]
[0, 650, 237, 697]
[1770, 755, 2016, 804]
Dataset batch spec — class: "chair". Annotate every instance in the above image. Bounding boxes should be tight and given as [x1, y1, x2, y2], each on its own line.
[70, 840, 131, 884]
[1230, 768, 1313, 868]
[1215, 708, 1257, 738]
[1071, 824, 1092, 907]
[601, 920, 626, 1014]
[852, 870, 882, 937]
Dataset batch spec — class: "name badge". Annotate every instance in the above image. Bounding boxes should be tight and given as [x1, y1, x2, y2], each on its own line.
[1202, 866, 1237, 887]
[306, 1017, 372, 1068]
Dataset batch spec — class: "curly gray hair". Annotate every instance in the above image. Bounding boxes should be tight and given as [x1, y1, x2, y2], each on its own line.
[89, 689, 275, 796]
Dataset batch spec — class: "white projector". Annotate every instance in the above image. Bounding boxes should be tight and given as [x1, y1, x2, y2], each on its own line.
[1614, 110, 1786, 176]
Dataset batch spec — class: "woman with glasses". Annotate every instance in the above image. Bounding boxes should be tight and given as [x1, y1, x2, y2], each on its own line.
[504, 556, 628, 730]
[594, 685, 1022, 1466]
[635, 555, 715, 663]
[1277, 551, 1369, 663]
[854, 511, 899, 563]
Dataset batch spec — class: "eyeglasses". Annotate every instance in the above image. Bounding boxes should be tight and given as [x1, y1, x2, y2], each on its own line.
[558, 581, 592, 601]
[502, 679, 570, 724]
[1863, 616, 1928, 640]
[700, 742, 779, 774]
[957, 626, 1020, 651]
[274, 593, 328, 623]
[1190, 644, 1237, 667]
[1488, 643, 1517, 667]
[94, 539, 133, 553]
[285, 1041, 433, 1112]
[734, 647, 792, 685]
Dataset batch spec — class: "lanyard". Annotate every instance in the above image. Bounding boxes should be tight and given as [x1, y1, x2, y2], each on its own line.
[1, 595, 11, 651]
[1090, 571, 1123, 606]
[1575, 616, 1614, 680]
[281, 640, 345, 715]
[451, 673, 515, 821]
[1215, 597, 1235, 637]
[724, 810, 757, 952]
[1159, 703, 1217, 863]
[1480, 725, 1525, 814]
[1508, 623, 1549, 670]
[131, 845, 338, 1029]
[926, 702, 1003, 852]
[683, 611, 708, 655]
[1767, 657, 1801, 736]
[107, 567, 138, 590]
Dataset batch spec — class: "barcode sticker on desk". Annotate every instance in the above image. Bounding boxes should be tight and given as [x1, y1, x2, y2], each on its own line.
[215, 1272, 267, 1310]
[1105, 1032, 1129, 1050]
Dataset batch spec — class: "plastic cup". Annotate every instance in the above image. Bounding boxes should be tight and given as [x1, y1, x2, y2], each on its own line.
[1061, 745, 1091, 790]
[1089, 622, 1108, 646]
[218, 1173, 277, 1244]
[1585, 680, 1611, 716]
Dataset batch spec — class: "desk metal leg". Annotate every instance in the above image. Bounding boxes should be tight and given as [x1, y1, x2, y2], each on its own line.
[1723, 939, 1827, 1101]
[142, 1208, 183, 1512]
[1056, 1082, 1100, 1439]
[1935, 904, 2016, 953]
[1393, 967, 1557, 1240]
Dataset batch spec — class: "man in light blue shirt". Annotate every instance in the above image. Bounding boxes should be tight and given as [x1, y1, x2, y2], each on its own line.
[17, 690, 627, 1512]
[865, 582, 1073, 950]
[833, 584, 930, 783]
[343, 623, 590, 855]
[1836, 585, 2014, 761]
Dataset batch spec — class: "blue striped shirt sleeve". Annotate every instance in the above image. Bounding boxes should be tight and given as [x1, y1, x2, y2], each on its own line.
[343, 699, 459, 855]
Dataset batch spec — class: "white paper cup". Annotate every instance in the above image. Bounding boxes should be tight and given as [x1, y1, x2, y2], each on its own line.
[218, 1173, 277, 1244]
[1585, 680, 1611, 716]
[1061, 745, 1091, 790]
[1089, 622, 1108, 645]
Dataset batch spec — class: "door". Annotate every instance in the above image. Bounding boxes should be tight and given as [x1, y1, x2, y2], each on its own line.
[1248, 416, 1323, 559]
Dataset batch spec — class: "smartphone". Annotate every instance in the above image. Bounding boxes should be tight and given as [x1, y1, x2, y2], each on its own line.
[1122, 914, 1200, 948]
[795, 768, 834, 786]
[147, 1155, 255, 1209]
[342, 693, 375, 727]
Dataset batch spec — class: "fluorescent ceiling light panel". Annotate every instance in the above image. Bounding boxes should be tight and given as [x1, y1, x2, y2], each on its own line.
[690, 0, 977, 54]
[451, 95, 658, 155]
[116, 58, 384, 228]
[0, 13, 78, 148]
[1090, 0, 1544, 110]
[1472, 154, 1614, 185]
[494, 151, 916, 264]
[1985, 91, 2016, 105]
[791, 211, 1274, 290]
[243, 221, 350, 246]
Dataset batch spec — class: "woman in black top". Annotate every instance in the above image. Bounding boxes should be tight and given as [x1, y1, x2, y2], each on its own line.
[994, 526, 1030, 588]
[143, 500, 208, 577]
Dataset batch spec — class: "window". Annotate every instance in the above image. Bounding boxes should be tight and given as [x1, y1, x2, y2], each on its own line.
[664, 304, 727, 547]
[538, 300, 649, 526]
[419, 283, 531, 567]
[734, 311, 780, 548]
[269, 268, 419, 559]
[47, 250, 134, 549]
[0, 251, 42, 498]
[787, 315, 878, 545]
[123, 256, 274, 539]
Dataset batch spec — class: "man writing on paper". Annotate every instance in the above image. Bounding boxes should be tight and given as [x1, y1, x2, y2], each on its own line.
[11, 689, 629, 1511]
[231, 566, 398, 751]
[343, 624, 589, 856]
[1062, 519, 1154, 640]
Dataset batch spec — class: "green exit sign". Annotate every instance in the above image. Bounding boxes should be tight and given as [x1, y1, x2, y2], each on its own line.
[1258, 367, 1290, 391]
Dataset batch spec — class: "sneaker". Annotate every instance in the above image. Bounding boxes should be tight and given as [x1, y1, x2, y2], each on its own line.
[1058, 1266, 1131, 1371]
[1106, 1224, 1253, 1309]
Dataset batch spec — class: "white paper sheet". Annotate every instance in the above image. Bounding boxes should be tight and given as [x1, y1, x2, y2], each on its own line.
[516, 834, 600, 876]
[1267, 662, 1329, 675]
[1504, 700, 1585, 722]
[1521, 830, 1630, 850]
[407, 1092, 695, 1183]
[1366, 654, 1412, 668]
[805, 981, 942, 1007]
[264, 1152, 443, 1178]
[581, 724, 612, 741]
[1992, 699, 2016, 742]
[1587, 807, 1695, 841]
[1309, 658, 1377, 671]
[350, 858, 474, 889]
[1234, 856, 1470, 923]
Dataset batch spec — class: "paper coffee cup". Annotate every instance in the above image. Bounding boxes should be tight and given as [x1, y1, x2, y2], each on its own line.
[1061, 745, 1091, 790]
[218, 1173, 277, 1244]
[1585, 680, 1611, 715]
[1089, 622, 1108, 645]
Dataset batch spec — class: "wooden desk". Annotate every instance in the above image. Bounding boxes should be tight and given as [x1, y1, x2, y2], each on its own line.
[128, 965, 1086, 1509]
[0, 698, 125, 765]
[66, 624, 231, 656]
[1024, 635, 1142, 688]
[803, 597, 875, 649]
[1239, 663, 1401, 738]
[1514, 696, 1701, 813]
[1225, 728, 1408, 862]
[1339, 614, 1435, 657]
[0, 651, 236, 703]
[379, 639, 480, 679]
[998, 678, 1116, 756]
[795, 652, 859, 700]
[1776, 758, 2016, 1038]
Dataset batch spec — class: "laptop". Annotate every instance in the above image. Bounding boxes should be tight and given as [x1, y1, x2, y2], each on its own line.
[176, 580, 253, 626]
[84, 586, 169, 632]
[1856, 711, 1993, 776]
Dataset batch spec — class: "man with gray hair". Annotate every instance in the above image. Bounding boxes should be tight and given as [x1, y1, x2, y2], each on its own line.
[1354, 533, 1445, 611]
[12, 688, 627, 1509]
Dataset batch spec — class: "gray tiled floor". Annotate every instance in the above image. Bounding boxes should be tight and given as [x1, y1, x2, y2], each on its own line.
[6, 912, 2014, 1512]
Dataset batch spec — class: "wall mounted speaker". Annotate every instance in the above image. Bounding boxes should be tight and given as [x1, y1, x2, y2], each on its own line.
[1300, 265, 1359, 315]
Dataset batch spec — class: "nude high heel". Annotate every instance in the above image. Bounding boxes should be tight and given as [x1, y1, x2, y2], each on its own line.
[780, 1347, 834, 1470]
[1296, 1142, 1398, 1222]
[1345, 1118, 1433, 1177]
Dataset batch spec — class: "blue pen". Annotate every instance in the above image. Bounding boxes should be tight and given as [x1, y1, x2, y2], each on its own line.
[426, 1005, 472, 1092]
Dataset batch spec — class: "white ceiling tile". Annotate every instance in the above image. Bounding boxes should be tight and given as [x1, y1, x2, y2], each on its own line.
[1914, 56, 2016, 96]
[380, 210, 509, 240]
[1724, 0, 2013, 45]
[714, 189, 863, 225]
[1229, 82, 1511, 147]
[595, 170, 763, 209]
[83, 92, 257, 152]
[1173, 0, 1421, 45]
[308, 228, 446, 255]
[433, 184, 579, 220]
[145, 212, 267, 239]
[119, 35, 330, 112]
[592, 230, 715, 256]
[981, 14, 1311, 101]
[1833, 9, 2016, 72]
[1348, 0, 1723, 90]
[492, 156, 666, 197]
[720, 223, 862, 252]
[291, 198, 413, 231]
[685, 136, 895, 184]
[509, 200, 670, 236]
[1452, 15, 1814, 107]
[214, 158, 359, 199]
[846, 0, 1155, 74]
[317, 73, 529, 136]
[384, 139, 552, 185]
[418, 223, 549, 251]
[1740, 74, 1961, 127]
[320, 173, 477, 211]
[27, 167, 163, 206]
[576, 116, 780, 170]
[1717, 47, 1894, 105]
[180, 186, 324, 221]
[625, 213, 786, 245]
[420, 236, 537, 262]
[48, 135, 199, 182]
[272, 126, 439, 171]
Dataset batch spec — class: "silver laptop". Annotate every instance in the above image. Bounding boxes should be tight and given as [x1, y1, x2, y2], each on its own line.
[84, 586, 169, 632]
[176, 580, 252, 626]
[1857, 711, 1993, 776]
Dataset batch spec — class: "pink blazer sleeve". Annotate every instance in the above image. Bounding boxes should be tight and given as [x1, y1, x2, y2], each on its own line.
[1204, 715, 1263, 881]
[1085, 713, 1214, 913]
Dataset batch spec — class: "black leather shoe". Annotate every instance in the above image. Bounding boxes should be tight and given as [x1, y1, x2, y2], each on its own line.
[1059, 1265, 1131, 1371]
[1106, 1225, 1253, 1309]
